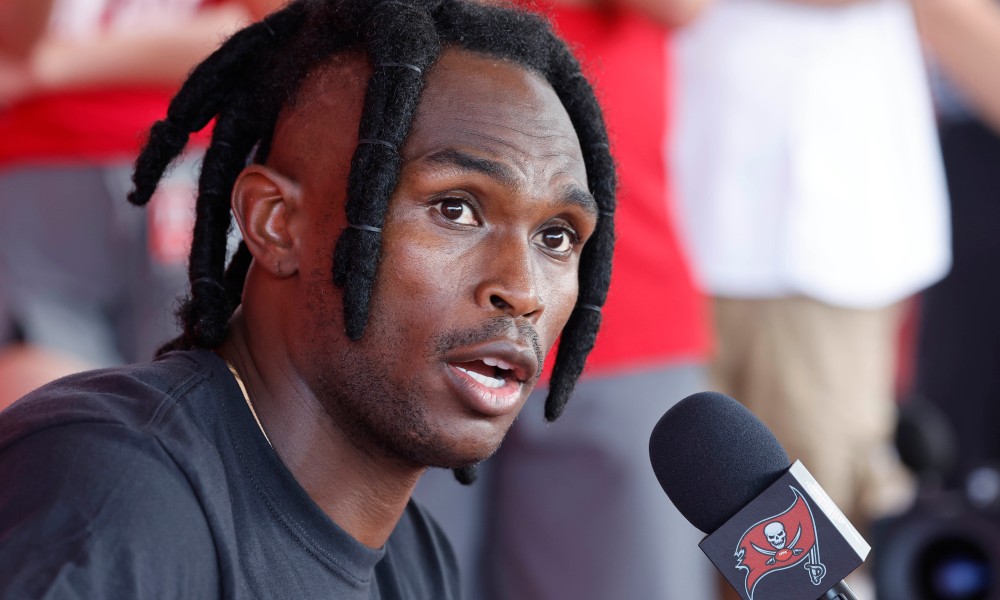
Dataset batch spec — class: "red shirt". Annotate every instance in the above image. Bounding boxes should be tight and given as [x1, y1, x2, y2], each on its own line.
[0, 0, 219, 168]
[0, 86, 185, 167]
[524, 2, 710, 376]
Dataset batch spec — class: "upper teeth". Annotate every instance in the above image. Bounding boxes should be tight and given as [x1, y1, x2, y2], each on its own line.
[455, 365, 506, 389]
[482, 357, 514, 371]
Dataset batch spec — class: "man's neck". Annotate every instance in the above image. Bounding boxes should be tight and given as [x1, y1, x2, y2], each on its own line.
[216, 310, 423, 549]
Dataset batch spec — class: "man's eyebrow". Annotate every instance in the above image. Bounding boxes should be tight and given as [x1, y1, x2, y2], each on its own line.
[562, 185, 599, 217]
[424, 148, 519, 188]
[423, 148, 598, 215]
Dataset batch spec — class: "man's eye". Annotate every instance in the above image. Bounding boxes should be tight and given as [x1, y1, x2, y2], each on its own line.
[534, 227, 577, 254]
[435, 198, 478, 225]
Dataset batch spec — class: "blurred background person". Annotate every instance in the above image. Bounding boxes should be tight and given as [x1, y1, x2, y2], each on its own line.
[913, 0, 1000, 133]
[414, 0, 716, 598]
[911, 0, 1000, 488]
[672, 0, 950, 581]
[0, 0, 283, 410]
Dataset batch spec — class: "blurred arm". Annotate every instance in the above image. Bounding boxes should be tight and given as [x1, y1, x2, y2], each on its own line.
[781, 0, 868, 4]
[613, 0, 713, 27]
[0, 0, 286, 106]
[0, 0, 55, 59]
[30, 3, 252, 91]
[623, 0, 876, 24]
[912, 0, 1000, 132]
[242, 0, 289, 20]
[544, 0, 711, 28]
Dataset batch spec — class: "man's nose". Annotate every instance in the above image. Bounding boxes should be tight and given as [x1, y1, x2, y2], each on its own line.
[474, 237, 543, 321]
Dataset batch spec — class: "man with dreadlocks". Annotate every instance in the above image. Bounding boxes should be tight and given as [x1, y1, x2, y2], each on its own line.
[0, 0, 616, 597]
[415, 1, 714, 598]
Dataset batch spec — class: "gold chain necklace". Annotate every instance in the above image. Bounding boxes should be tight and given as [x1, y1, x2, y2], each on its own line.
[226, 360, 273, 448]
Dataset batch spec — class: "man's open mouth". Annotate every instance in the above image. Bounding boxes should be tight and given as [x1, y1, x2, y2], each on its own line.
[450, 358, 517, 389]
[442, 342, 536, 416]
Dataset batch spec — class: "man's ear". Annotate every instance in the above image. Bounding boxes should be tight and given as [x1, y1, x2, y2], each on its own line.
[231, 164, 302, 278]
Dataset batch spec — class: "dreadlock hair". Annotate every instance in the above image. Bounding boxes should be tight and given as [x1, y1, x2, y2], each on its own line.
[128, 0, 616, 485]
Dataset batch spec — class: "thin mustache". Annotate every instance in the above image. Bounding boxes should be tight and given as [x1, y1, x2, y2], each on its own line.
[432, 317, 543, 379]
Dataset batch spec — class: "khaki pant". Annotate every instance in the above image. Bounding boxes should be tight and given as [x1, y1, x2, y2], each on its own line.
[710, 296, 908, 525]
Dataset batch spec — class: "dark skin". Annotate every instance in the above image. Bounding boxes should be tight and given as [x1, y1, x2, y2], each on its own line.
[218, 49, 598, 549]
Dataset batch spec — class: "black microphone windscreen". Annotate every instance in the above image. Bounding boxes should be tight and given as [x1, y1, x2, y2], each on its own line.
[648, 391, 790, 534]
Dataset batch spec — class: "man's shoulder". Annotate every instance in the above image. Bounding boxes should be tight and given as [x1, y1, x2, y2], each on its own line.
[0, 419, 221, 597]
[0, 349, 224, 450]
[0, 351, 226, 597]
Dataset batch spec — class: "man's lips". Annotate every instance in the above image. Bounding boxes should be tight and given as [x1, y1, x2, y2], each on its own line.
[444, 364, 522, 417]
[443, 340, 539, 385]
[430, 318, 543, 417]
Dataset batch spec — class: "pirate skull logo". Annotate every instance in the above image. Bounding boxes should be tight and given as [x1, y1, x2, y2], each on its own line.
[752, 521, 804, 565]
[764, 522, 786, 550]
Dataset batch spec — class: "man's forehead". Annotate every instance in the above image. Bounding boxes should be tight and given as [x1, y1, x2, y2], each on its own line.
[419, 49, 564, 122]
[267, 48, 585, 192]
[407, 49, 584, 167]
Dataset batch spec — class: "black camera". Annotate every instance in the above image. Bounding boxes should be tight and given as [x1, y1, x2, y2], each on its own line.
[873, 481, 1000, 599]
[872, 400, 1000, 599]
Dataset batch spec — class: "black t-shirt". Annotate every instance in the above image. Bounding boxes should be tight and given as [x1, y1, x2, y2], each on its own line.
[0, 350, 460, 599]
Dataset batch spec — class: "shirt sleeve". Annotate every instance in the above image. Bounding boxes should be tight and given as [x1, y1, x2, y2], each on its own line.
[0, 422, 219, 599]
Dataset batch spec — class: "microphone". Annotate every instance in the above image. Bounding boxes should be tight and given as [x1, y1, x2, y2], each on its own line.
[648, 391, 870, 600]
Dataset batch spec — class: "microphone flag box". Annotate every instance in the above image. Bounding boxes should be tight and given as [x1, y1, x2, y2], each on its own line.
[699, 461, 870, 600]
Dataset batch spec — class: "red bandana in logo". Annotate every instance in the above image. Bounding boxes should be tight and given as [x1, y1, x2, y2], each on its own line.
[734, 487, 827, 599]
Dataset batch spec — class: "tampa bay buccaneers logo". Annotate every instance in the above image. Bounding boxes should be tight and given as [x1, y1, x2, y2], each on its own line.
[734, 487, 826, 600]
